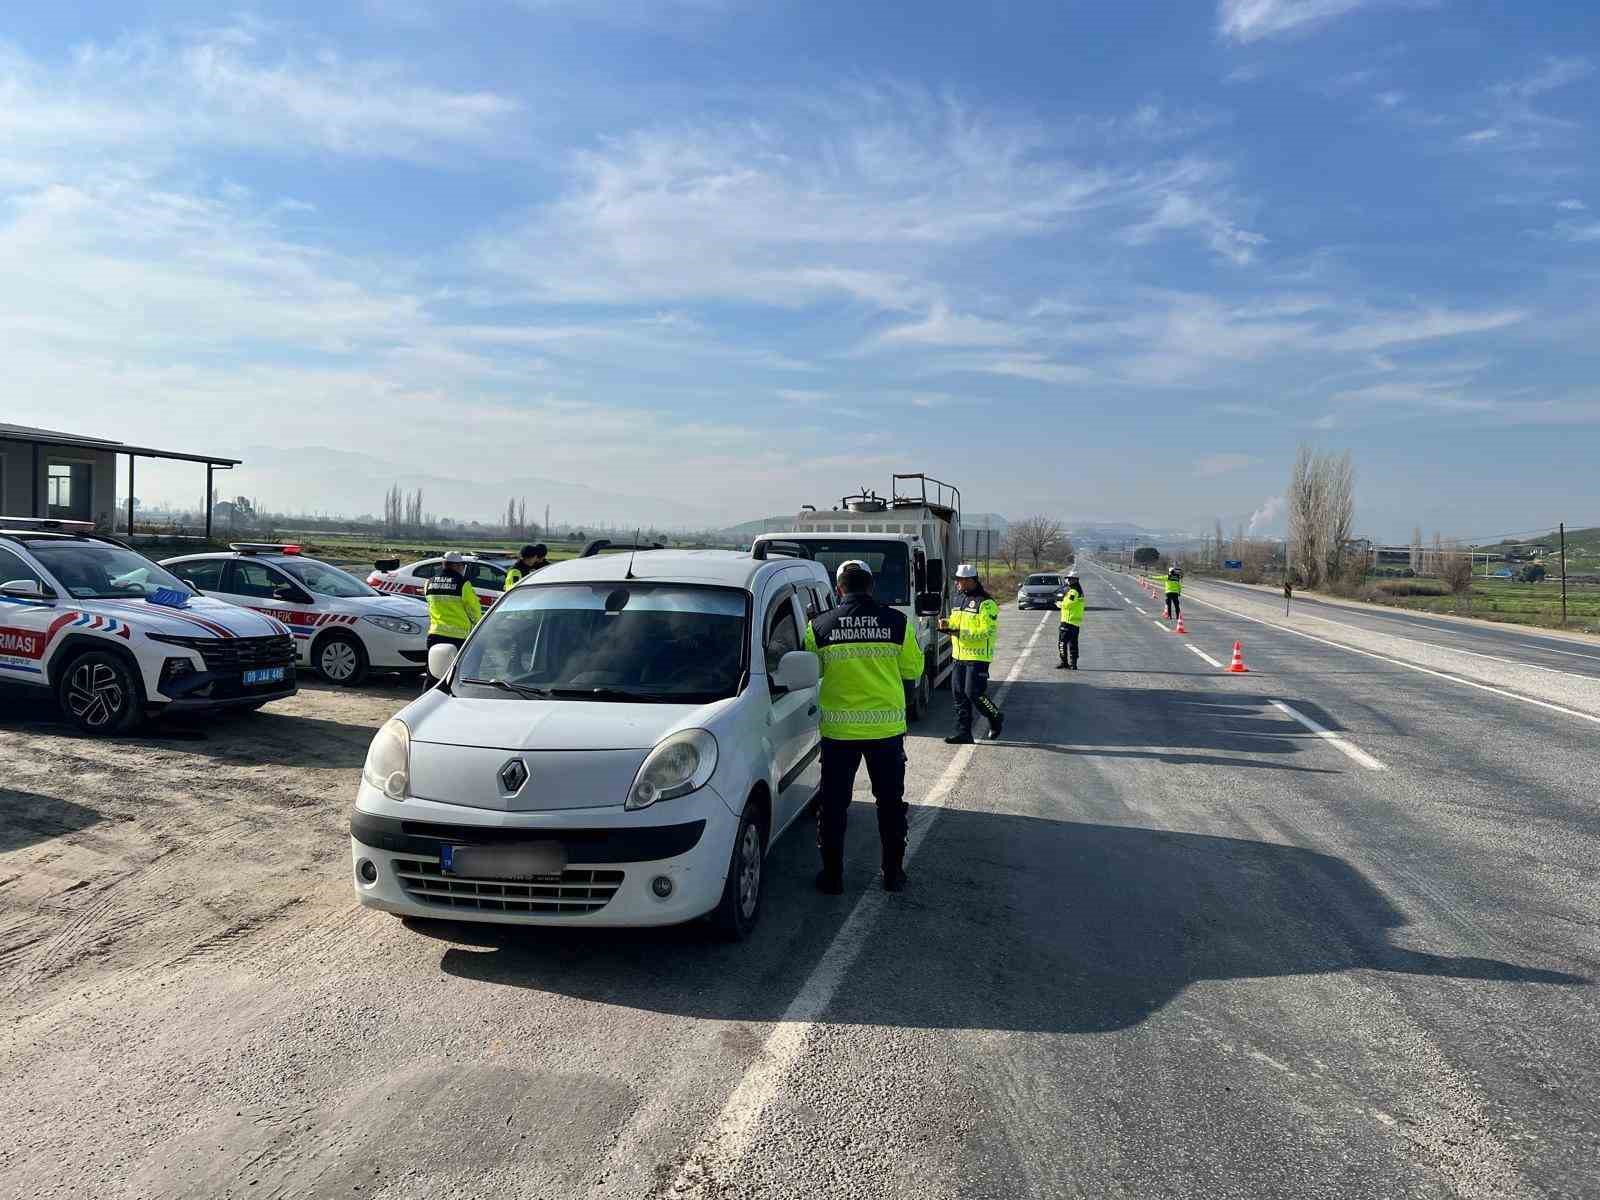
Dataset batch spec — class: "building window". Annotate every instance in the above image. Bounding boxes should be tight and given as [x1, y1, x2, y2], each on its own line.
[47, 462, 92, 521]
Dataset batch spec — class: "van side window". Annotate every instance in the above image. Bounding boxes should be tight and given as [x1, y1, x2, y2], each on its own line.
[764, 593, 801, 677]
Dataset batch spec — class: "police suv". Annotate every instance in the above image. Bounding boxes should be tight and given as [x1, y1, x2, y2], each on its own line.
[0, 518, 296, 734]
[163, 545, 430, 686]
[366, 554, 512, 608]
[351, 545, 835, 939]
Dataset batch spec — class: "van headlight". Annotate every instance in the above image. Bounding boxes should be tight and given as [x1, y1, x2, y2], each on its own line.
[362, 718, 411, 800]
[627, 729, 718, 811]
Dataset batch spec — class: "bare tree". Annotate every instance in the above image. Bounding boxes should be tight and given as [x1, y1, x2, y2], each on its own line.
[1009, 515, 1068, 568]
[1410, 526, 1422, 574]
[1287, 444, 1323, 587]
[1213, 517, 1226, 567]
[1441, 541, 1474, 602]
[1286, 444, 1357, 589]
[517, 498, 528, 537]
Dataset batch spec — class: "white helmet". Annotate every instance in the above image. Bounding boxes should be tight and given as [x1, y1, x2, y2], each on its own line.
[443, 551, 465, 564]
[834, 559, 872, 582]
[954, 563, 979, 579]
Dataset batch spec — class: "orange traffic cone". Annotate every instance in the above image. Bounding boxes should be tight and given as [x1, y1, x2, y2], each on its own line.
[1174, 614, 1187, 634]
[1226, 641, 1249, 673]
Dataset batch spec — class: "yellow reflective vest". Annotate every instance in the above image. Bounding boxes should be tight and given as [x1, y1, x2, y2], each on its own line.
[1060, 586, 1084, 626]
[504, 559, 546, 588]
[1164, 574, 1182, 595]
[425, 572, 482, 639]
[949, 588, 999, 662]
[804, 595, 925, 740]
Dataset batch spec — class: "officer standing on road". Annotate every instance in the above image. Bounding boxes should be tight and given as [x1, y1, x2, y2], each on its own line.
[504, 543, 549, 589]
[424, 552, 482, 684]
[1057, 570, 1085, 670]
[804, 560, 925, 894]
[942, 564, 1004, 743]
[1164, 565, 1183, 620]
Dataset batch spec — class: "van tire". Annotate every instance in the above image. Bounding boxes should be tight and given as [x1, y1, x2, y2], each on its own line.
[56, 649, 144, 735]
[713, 803, 767, 940]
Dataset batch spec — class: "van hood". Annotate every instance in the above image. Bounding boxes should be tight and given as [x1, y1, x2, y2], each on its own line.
[408, 694, 711, 752]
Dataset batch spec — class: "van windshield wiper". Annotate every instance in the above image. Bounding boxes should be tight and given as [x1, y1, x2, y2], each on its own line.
[545, 686, 690, 703]
[463, 677, 552, 699]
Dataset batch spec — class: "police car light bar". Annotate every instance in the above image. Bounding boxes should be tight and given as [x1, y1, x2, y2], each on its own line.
[0, 516, 96, 533]
[230, 542, 302, 555]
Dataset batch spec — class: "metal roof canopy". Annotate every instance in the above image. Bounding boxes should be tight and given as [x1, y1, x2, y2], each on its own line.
[0, 423, 238, 537]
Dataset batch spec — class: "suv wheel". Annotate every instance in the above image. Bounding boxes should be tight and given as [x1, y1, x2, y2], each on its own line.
[713, 803, 767, 940]
[315, 632, 369, 686]
[58, 650, 143, 735]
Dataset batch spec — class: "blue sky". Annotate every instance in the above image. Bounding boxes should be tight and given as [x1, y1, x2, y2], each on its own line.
[3, 0, 1598, 539]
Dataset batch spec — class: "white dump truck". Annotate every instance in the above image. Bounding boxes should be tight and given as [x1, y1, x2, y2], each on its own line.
[752, 473, 962, 723]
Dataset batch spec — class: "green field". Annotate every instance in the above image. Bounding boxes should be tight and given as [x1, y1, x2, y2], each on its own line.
[1362, 576, 1600, 631]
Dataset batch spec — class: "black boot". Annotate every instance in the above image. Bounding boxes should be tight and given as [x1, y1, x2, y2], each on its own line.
[986, 713, 1005, 741]
[882, 862, 908, 892]
[815, 867, 844, 895]
[1056, 660, 1068, 670]
[944, 732, 974, 745]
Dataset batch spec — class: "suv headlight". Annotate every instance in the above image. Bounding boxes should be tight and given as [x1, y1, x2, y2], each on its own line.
[363, 718, 411, 800]
[363, 614, 421, 635]
[626, 729, 718, 811]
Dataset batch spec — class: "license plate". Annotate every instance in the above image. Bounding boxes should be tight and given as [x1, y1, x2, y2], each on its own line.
[442, 842, 566, 880]
[243, 667, 286, 686]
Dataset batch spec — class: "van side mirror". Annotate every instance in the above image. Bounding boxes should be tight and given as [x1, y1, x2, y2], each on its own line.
[773, 650, 820, 693]
[925, 560, 945, 596]
[427, 642, 459, 680]
[915, 592, 943, 617]
[0, 579, 49, 600]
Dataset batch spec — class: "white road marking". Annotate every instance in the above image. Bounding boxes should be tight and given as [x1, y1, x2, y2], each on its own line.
[1151, 619, 1167, 631]
[1180, 590, 1600, 730]
[1270, 700, 1387, 771]
[666, 614, 1054, 1198]
[1186, 644, 1223, 668]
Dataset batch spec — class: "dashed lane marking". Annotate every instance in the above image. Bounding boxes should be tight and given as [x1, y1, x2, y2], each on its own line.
[1186, 644, 1223, 669]
[664, 613, 1055, 1198]
[1270, 700, 1387, 771]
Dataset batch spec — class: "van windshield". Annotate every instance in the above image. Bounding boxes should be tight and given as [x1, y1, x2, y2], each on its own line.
[797, 541, 911, 606]
[455, 583, 748, 703]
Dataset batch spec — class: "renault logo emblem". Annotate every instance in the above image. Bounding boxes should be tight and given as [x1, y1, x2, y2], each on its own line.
[499, 758, 529, 793]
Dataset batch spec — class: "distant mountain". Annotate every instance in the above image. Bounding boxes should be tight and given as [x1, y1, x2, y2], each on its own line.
[228, 446, 721, 530]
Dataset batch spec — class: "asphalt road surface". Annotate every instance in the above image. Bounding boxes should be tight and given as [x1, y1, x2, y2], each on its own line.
[1197, 575, 1600, 680]
[4, 582, 1598, 1199]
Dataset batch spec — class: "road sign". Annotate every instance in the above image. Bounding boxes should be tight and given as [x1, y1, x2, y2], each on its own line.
[1224, 559, 1243, 570]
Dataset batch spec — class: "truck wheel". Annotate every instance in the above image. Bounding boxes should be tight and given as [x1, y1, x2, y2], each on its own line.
[314, 632, 369, 686]
[713, 803, 767, 941]
[57, 649, 144, 735]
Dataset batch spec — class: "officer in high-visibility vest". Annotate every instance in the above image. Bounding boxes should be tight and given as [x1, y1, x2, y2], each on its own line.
[504, 543, 548, 589]
[425, 552, 482, 683]
[1163, 566, 1183, 619]
[940, 563, 1004, 743]
[1057, 570, 1085, 670]
[804, 559, 926, 893]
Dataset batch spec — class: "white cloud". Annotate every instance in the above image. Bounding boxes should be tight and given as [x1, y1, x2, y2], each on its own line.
[1122, 190, 1266, 265]
[1556, 221, 1600, 243]
[1557, 198, 1587, 211]
[1321, 307, 1527, 351]
[865, 304, 1021, 351]
[0, 26, 519, 164]
[1194, 453, 1259, 477]
[1218, 0, 1386, 44]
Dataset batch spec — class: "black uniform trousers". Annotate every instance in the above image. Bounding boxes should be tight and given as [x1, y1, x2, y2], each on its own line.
[952, 660, 1003, 736]
[1058, 622, 1080, 667]
[817, 735, 907, 874]
[1164, 592, 1181, 618]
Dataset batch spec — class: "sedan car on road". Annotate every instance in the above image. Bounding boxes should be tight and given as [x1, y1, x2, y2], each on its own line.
[1017, 572, 1066, 610]
[163, 545, 429, 685]
[349, 547, 836, 938]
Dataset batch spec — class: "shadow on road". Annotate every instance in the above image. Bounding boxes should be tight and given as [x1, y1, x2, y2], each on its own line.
[420, 809, 1586, 1034]
[0, 790, 104, 852]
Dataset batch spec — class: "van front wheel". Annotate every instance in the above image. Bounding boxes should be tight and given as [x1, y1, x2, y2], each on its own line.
[713, 804, 767, 940]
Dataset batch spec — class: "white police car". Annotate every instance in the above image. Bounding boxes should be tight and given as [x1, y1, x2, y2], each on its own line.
[0, 518, 296, 734]
[350, 544, 836, 938]
[367, 553, 512, 608]
[163, 544, 430, 686]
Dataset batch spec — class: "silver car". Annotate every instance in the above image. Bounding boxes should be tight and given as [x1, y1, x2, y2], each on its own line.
[1016, 572, 1066, 610]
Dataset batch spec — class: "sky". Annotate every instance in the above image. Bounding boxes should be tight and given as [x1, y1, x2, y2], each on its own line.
[2, 0, 1598, 541]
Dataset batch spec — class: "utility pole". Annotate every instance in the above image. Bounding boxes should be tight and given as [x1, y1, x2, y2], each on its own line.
[1560, 522, 1568, 628]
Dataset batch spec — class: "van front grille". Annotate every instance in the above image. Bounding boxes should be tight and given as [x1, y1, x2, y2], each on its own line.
[394, 857, 624, 915]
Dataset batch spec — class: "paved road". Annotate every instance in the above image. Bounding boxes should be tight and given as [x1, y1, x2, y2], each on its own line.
[1186, 574, 1600, 679]
[4, 583, 1598, 1198]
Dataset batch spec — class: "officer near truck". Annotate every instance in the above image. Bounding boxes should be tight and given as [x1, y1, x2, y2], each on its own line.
[941, 564, 1005, 743]
[804, 559, 926, 894]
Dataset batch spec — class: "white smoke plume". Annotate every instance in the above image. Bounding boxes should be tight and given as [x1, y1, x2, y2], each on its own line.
[1247, 495, 1284, 533]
